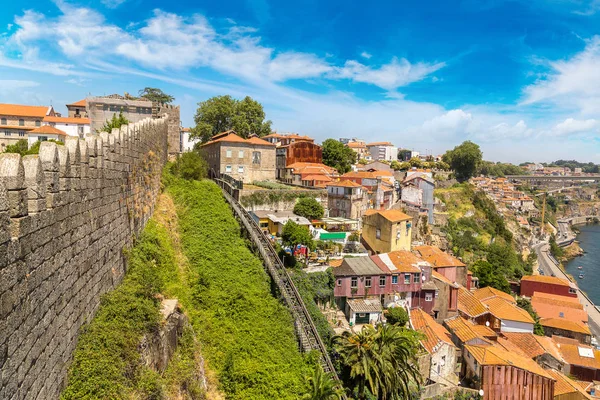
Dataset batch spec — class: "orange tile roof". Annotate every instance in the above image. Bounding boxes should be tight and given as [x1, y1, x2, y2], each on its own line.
[287, 162, 336, 173]
[554, 339, 600, 370]
[474, 286, 515, 304]
[347, 141, 366, 148]
[342, 170, 394, 180]
[29, 126, 67, 136]
[458, 287, 489, 318]
[326, 180, 362, 188]
[533, 291, 582, 305]
[366, 141, 394, 146]
[202, 131, 276, 147]
[43, 116, 90, 124]
[464, 344, 554, 379]
[0, 126, 35, 131]
[445, 316, 496, 343]
[501, 332, 555, 359]
[494, 335, 531, 357]
[521, 275, 572, 287]
[413, 245, 466, 268]
[67, 99, 87, 107]
[301, 174, 333, 182]
[482, 297, 534, 324]
[0, 103, 49, 118]
[246, 136, 276, 146]
[546, 369, 593, 398]
[531, 293, 588, 324]
[363, 209, 412, 222]
[372, 251, 424, 273]
[540, 318, 591, 335]
[410, 308, 454, 354]
[328, 258, 344, 268]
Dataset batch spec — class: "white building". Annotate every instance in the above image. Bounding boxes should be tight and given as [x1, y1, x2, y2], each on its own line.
[28, 125, 67, 147]
[180, 127, 199, 152]
[43, 115, 91, 138]
[366, 142, 397, 161]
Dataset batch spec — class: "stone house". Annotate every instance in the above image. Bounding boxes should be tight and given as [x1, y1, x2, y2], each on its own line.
[280, 162, 337, 187]
[431, 271, 459, 322]
[202, 131, 276, 183]
[553, 336, 600, 382]
[413, 245, 467, 286]
[401, 172, 435, 223]
[361, 209, 412, 254]
[326, 180, 367, 219]
[539, 318, 592, 344]
[66, 99, 88, 118]
[410, 308, 458, 385]
[0, 103, 55, 149]
[500, 332, 565, 372]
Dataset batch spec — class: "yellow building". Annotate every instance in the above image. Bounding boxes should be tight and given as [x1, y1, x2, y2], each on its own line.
[361, 209, 412, 254]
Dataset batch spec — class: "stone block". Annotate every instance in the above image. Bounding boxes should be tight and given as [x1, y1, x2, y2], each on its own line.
[0, 154, 24, 191]
[8, 190, 27, 218]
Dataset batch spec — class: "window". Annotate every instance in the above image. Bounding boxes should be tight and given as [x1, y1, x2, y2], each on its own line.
[238, 150, 244, 158]
[392, 275, 398, 284]
[252, 151, 261, 165]
[238, 166, 244, 173]
[226, 149, 232, 158]
[337, 279, 342, 286]
[19, 119, 24, 126]
[425, 293, 433, 302]
[35, 120, 41, 127]
[435, 290, 439, 298]
[225, 165, 232, 173]
[413, 273, 420, 283]
[559, 312, 564, 318]
[569, 288, 577, 294]
[404, 274, 410, 284]
[379, 276, 386, 287]
[18, 132, 25, 137]
[1, 118, 6, 125]
[365, 277, 371, 287]
[351, 277, 358, 288]
[376, 229, 381, 239]
[38, 136, 48, 142]
[4, 131, 11, 136]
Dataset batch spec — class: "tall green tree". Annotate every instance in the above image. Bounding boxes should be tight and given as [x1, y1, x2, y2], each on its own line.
[322, 139, 357, 174]
[138, 87, 175, 103]
[282, 220, 314, 250]
[442, 141, 483, 181]
[294, 198, 324, 220]
[100, 112, 129, 133]
[302, 366, 344, 400]
[472, 260, 511, 293]
[191, 95, 272, 142]
[333, 324, 421, 399]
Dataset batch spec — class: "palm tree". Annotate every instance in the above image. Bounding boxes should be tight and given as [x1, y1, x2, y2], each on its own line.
[333, 324, 422, 399]
[302, 366, 345, 400]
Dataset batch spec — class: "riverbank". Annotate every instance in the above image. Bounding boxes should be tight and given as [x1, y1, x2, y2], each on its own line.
[565, 223, 600, 307]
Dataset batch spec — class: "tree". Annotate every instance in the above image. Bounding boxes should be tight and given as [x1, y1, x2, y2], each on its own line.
[385, 307, 409, 327]
[101, 112, 129, 133]
[333, 324, 421, 399]
[191, 95, 272, 142]
[408, 157, 423, 168]
[302, 366, 344, 400]
[472, 260, 511, 293]
[517, 298, 545, 336]
[322, 139, 357, 174]
[282, 220, 314, 250]
[4, 139, 61, 156]
[435, 161, 450, 170]
[138, 87, 174, 103]
[294, 198, 324, 220]
[390, 160, 401, 171]
[170, 152, 208, 181]
[442, 141, 483, 182]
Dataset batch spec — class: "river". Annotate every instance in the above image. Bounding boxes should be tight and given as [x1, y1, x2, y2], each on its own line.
[565, 223, 600, 305]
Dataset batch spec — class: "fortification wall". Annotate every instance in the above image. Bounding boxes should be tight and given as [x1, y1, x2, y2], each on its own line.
[0, 117, 168, 399]
[153, 103, 180, 158]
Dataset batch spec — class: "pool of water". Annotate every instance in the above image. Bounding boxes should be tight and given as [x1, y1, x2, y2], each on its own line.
[565, 224, 600, 304]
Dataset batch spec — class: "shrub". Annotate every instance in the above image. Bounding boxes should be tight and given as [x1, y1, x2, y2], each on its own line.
[170, 151, 207, 181]
[294, 197, 324, 220]
[386, 307, 409, 326]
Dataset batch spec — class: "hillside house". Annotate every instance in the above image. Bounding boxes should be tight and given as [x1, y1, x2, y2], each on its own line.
[202, 131, 276, 183]
[521, 276, 578, 298]
[346, 139, 369, 160]
[482, 296, 535, 333]
[553, 336, 600, 382]
[341, 170, 396, 209]
[410, 308, 458, 385]
[401, 172, 435, 223]
[249, 210, 312, 236]
[263, 132, 314, 146]
[275, 140, 323, 179]
[501, 332, 565, 371]
[414, 245, 467, 286]
[27, 125, 67, 146]
[531, 292, 588, 325]
[463, 343, 555, 399]
[431, 271, 459, 322]
[540, 318, 592, 344]
[361, 209, 412, 254]
[326, 180, 367, 219]
[444, 316, 498, 357]
[280, 162, 337, 187]
[457, 287, 500, 328]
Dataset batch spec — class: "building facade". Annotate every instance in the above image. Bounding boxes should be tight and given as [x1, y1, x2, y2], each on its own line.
[366, 142, 398, 161]
[326, 180, 367, 219]
[0, 104, 54, 149]
[276, 141, 323, 179]
[202, 131, 277, 183]
[361, 209, 412, 254]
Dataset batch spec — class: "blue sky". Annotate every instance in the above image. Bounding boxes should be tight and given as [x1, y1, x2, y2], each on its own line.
[1, 0, 600, 162]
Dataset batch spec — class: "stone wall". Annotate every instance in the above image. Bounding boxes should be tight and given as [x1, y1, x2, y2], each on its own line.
[153, 103, 181, 158]
[0, 117, 168, 399]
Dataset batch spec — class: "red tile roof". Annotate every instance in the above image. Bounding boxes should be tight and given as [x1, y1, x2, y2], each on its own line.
[458, 287, 489, 318]
[474, 286, 516, 304]
[464, 344, 554, 379]
[445, 316, 496, 343]
[531, 292, 588, 324]
[363, 209, 411, 222]
[540, 318, 591, 335]
[371, 250, 424, 273]
[521, 275, 572, 287]
[413, 245, 466, 268]
[366, 141, 394, 146]
[410, 308, 454, 354]
[202, 131, 276, 147]
[29, 125, 67, 136]
[326, 180, 362, 188]
[67, 99, 87, 107]
[482, 297, 534, 324]
[43, 116, 90, 124]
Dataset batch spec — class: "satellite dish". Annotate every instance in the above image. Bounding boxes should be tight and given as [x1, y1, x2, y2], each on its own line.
[422, 275, 426, 282]
[485, 321, 490, 327]
[479, 389, 484, 396]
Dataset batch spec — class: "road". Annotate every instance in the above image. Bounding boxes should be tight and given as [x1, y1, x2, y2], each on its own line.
[533, 242, 600, 340]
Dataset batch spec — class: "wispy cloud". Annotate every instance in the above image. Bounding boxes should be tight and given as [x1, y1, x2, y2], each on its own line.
[360, 51, 372, 59]
[100, 0, 128, 9]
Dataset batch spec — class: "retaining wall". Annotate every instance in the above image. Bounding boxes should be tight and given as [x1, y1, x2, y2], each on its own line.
[0, 117, 168, 399]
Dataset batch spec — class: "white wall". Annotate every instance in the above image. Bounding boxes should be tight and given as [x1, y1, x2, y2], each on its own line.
[501, 320, 534, 333]
[46, 122, 90, 138]
[28, 134, 64, 147]
[181, 130, 199, 151]
[430, 344, 457, 383]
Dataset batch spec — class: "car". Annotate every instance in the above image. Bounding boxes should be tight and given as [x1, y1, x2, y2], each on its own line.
[551, 273, 556, 277]
[539, 270, 545, 275]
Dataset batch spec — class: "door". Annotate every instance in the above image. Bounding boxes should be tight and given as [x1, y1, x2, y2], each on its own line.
[355, 313, 370, 324]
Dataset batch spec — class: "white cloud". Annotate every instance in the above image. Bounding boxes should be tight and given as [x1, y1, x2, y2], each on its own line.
[4, 5, 443, 91]
[360, 51, 372, 59]
[521, 36, 600, 115]
[332, 57, 446, 91]
[0, 79, 39, 91]
[573, 0, 600, 15]
[552, 118, 599, 136]
[101, 0, 127, 8]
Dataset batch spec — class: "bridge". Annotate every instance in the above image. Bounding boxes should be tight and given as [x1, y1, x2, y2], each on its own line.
[506, 175, 600, 183]
[210, 171, 345, 394]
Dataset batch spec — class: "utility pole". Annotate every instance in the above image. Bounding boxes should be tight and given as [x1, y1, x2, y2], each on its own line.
[540, 192, 547, 236]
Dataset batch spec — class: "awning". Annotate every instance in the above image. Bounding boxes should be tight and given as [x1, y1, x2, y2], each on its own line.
[347, 298, 383, 313]
[319, 232, 347, 240]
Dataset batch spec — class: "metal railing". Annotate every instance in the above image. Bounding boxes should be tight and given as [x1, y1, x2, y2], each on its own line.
[211, 172, 345, 397]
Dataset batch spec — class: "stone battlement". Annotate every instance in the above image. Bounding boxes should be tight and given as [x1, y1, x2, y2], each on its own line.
[0, 117, 168, 399]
